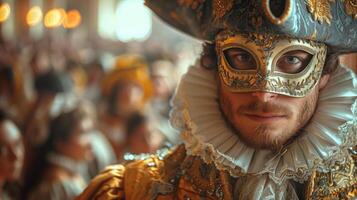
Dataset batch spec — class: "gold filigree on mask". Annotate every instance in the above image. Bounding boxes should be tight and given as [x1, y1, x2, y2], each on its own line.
[216, 31, 327, 97]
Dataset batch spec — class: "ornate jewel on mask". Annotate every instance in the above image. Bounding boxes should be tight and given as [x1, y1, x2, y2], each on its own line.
[216, 31, 327, 97]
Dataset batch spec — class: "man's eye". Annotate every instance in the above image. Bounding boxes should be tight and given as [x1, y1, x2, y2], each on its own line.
[224, 48, 256, 70]
[276, 50, 313, 74]
[285, 56, 301, 65]
[236, 53, 252, 62]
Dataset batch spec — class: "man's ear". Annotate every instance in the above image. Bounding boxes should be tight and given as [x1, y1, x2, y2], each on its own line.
[318, 74, 330, 90]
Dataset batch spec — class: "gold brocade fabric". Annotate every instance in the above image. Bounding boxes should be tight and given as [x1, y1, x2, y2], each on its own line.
[306, 147, 357, 200]
[76, 145, 357, 200]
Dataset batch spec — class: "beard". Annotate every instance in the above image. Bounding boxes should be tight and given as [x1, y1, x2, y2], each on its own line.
[218, 92, 318, 151]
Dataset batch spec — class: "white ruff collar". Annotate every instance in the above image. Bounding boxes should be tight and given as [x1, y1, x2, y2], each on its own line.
[171, 62, 357, 185]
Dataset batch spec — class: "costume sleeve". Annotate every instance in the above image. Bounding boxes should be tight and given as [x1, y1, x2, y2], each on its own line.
[75, 165, 125, 200]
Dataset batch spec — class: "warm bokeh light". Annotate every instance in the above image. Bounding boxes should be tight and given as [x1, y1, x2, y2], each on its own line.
[115, 0, 152, 42]
[44, 8, 65, 28]
[63, 9, 81, 29]
[26, 6, 43, 26]
[0, 3, 11, 23]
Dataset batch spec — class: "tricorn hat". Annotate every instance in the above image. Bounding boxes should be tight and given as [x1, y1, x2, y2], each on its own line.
[146, 0, 357, 53]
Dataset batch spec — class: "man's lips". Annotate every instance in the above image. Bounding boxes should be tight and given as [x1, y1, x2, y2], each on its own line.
[244, 113, 287, 122]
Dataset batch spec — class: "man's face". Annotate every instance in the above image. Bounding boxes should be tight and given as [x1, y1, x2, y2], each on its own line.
[218, 49, 329, 151]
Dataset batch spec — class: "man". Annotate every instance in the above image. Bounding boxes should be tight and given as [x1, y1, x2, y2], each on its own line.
[99, 54, 154, 160]
[77, 1, 357, 199]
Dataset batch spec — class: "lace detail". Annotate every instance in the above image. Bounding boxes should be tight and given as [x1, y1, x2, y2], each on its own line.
[170, 61, 357, 184]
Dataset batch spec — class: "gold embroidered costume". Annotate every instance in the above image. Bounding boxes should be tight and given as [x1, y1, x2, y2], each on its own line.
[77, 145, 356, 200]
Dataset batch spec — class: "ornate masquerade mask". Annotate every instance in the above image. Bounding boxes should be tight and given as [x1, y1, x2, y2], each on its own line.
[216, 31, 327, 97]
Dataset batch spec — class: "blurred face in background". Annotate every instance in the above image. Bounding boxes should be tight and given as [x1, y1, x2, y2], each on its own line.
[55, 116, 93, 162]
[0, 120, 24, 181]
[114, 82, 144, 118]
[152, 75, 170, 99]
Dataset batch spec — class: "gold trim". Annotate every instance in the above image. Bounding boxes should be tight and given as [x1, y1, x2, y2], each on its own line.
[344, 0, 357, 19]
[306, 0, 334, 25]
[307, 29, 318, 40]
[262, 0, 292, 25]
[306, 154, 357, 199]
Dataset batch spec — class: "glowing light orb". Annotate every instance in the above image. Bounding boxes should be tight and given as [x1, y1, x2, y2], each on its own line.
[44, 8, 65, 28]
[27, 6, 43, 26]
[115, 0, 152, 42]
[63, 9, 81, 29]
[0, 3, 11, 23]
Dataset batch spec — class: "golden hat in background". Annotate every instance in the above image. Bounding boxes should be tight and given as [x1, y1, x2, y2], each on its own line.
[101, 54, 153, 101]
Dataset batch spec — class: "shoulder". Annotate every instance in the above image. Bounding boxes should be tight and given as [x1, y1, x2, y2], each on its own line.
[76, 145, 187, 200]
[306, 147, 357, 199]
[125, 145, 187, 199]
[75, 165, 126, 200]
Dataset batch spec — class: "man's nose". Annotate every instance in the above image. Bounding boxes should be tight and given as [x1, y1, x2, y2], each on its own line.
[251, 92, 278, 102]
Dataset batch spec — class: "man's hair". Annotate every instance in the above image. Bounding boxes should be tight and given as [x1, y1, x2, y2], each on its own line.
[200, 42, 340, 75]
[322, 53, 339, 75]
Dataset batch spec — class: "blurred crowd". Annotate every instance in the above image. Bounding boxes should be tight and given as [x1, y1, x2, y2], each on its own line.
[0, 40, 183, 199]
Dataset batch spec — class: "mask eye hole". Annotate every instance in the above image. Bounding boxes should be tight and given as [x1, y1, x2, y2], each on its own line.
[223, 48, 257, 70]
[276, 50, 313, 74]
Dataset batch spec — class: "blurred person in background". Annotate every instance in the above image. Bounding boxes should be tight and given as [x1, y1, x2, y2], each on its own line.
[100, 54, 153, 160]
[0, 61, 29, 126]
[22, 71, 74, 199]
[80, 101, 116, 179]
[125, 112, 154, 155]
[149, 60, 180, 144]
[29, 48, 51, 78]
[0, 110, 24, 200]
[67, 60, 88, 97]
[150, 60, 177, 117]
[83, 60, 105, 104]
[24, 101, 94, 200]
[23, 70, 73, 147]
